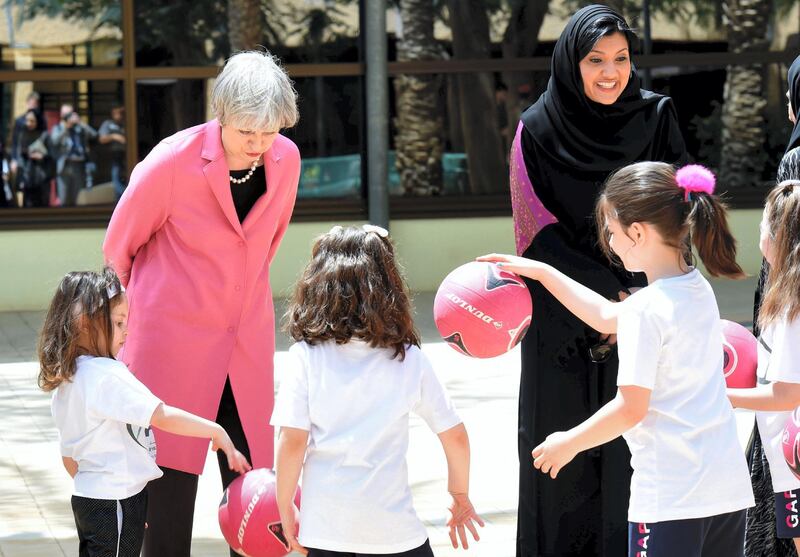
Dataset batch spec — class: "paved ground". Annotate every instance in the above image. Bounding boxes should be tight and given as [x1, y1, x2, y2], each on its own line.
[0, 278, 759, 556]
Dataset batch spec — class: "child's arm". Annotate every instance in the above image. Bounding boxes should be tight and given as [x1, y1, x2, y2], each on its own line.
[62, 456, 78, 478]
[728, 382, 800, 412]
[476, 254, 620, 334]
[438, 423, 485, 550]
[149, 403, 251, 474]
[533, 385, 650, 479]
[275, 426, 309, 556]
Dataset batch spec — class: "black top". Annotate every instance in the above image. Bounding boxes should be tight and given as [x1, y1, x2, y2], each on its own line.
[787, 54, 800, 154]
[229, 165, 266, 223]
[517, 3, 686, 364]
[518, 3, 686, 295]
[11, 109, 46, 154]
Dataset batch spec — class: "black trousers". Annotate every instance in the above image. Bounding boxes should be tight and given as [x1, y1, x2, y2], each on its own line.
[71, 488, 148, 557]
[307, 539, 435, 557]
[628, 509, 746, 557]
[142, 378, 251, 557]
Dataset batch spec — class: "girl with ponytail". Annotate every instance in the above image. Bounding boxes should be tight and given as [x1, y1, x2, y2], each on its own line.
[729, 177, 800, 553]
[479, 161, 754, 556]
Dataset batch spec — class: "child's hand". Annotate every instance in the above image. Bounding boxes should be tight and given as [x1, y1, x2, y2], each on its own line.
[211, 429, 252, 475]
[532, 431, 578, 479]
[475, 253, 544, 280]
[62, 456, 78, 478]
[446, 493, 485, 550]
[278, 504, 307, 555]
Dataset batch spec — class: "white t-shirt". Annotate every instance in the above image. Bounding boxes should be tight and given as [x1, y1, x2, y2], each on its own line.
[270, 340, 462, 554]
[616, 269, 754, 523]
[755, 316, 800, 492]
[51, 355, 164, 499]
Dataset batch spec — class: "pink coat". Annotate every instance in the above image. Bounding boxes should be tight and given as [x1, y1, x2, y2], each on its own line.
[103, 119, 300, 474]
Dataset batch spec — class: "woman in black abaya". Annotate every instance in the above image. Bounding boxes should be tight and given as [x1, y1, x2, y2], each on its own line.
[508, 6, 686, 555]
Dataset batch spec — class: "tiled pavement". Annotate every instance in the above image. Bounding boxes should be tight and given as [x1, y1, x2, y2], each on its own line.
[0, 279, 758, 556]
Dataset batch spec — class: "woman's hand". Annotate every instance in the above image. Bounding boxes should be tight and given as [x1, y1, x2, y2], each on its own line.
[532, 431, 579, 479]
[446, 493, 485, 550]
[278, 504, 307, 555]
[211, 429, 252, 475]
[475, 253, 546, 280]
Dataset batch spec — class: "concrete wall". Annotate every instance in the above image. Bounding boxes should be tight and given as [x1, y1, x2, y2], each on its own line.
[726, 209, 762, 275]
[0, 210, 762, 312]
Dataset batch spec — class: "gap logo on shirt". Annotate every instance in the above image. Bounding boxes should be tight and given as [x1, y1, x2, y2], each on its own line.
[127, 424, 157, 460]
[785, 490, 799, 529]
[634, 522, 649, 557]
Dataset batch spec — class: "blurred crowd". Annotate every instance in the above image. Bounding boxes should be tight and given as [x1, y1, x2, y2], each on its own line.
[1, 91, 127, 208]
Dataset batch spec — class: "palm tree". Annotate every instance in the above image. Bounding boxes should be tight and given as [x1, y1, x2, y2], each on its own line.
[446, 0, 507, 194]
[500, 0, 549, 148]
[227, 0, 264, 52]
[719, 0, 773, 188]
[394, 0, 444, 195]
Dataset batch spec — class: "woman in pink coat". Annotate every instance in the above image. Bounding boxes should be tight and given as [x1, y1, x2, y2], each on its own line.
[103, 51, 300, 557]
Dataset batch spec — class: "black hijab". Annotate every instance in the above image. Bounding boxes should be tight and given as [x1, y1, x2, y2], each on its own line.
[514, 5, 686, 364]
[521, 4, 685, 174]
[786, 54, 800, 154]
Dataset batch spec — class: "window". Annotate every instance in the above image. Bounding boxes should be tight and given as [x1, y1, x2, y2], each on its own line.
[0, 0, 795, 228]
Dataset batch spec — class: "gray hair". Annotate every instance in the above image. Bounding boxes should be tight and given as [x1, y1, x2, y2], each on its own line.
[211, 50, 299, 131]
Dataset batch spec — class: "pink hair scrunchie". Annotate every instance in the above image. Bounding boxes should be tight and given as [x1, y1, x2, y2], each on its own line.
[675, 164, 716, 201]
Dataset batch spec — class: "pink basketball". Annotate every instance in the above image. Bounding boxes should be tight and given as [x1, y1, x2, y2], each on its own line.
[783, 408, 800, 481]
[721, 319, 757, 389]
[218, 468, 301, 557]
[434, 261, 532, 358]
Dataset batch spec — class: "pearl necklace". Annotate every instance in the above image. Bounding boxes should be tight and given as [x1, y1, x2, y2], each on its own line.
[229, 159, 259, 184]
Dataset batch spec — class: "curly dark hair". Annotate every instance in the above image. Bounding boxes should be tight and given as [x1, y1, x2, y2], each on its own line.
[38, 267, 124, 392]
[284, 225, 420, 360]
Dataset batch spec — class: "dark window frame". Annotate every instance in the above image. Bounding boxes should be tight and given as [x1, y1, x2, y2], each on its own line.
[0, 0, 790, 230]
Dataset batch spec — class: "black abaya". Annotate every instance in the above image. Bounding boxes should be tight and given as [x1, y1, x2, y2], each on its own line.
[512, 6, 687, 556]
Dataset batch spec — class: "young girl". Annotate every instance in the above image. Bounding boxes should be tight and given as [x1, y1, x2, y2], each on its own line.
[38, 268, 251, 557]
[479, 162, 754, 557]
[271, 224, 484, 556]
[728, 176, 800, 553]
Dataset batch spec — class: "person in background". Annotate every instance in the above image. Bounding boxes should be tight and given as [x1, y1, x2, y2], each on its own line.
[11, 109, 52, 207]
[99, 103, 127, 199]
[10, 91, 46, 158]
[51, 105, 97, 206]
